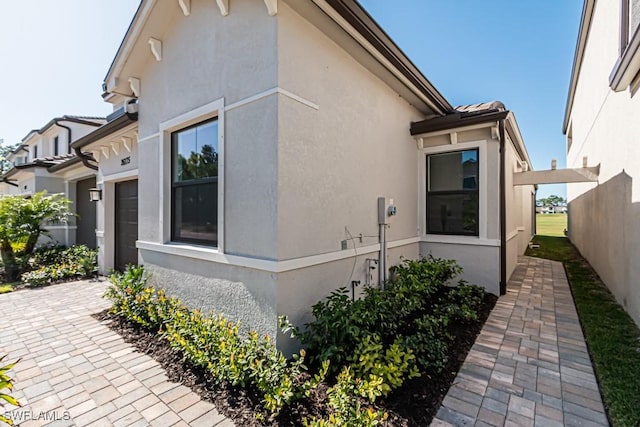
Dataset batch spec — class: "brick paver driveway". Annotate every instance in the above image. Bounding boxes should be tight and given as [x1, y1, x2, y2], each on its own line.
[433, 257, 608, 427]
[1, 279, 234, 427]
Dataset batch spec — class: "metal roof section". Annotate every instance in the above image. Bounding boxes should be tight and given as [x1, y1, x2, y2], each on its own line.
[410, 102, 508, 136]
[454, 101, 506, 113]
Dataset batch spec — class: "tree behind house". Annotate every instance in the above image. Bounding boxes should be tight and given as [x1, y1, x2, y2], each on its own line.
[0, 141, 18, 174]
[0, 192, 72, 282]
[537, 195, 566, 206]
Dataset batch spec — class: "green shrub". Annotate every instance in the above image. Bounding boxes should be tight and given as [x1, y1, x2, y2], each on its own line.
[298, 255, 486, 392]
[30, 244, 66, 266]
[20, 245, 98, 286]
[348, 334, 420, 396]
[0, 354, 21, 426]
[303, 366, 388, 427]
[105, 266, 323, 416]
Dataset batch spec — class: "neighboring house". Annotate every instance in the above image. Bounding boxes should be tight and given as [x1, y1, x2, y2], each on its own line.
[73, 0, 535, 352]
[535, 205, 567, 214]
[564, 0, 640, 327]
[0, 116, 105, 248]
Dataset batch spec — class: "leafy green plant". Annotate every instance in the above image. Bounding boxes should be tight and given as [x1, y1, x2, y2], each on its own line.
[349, 334, 420, 396]
[303, 366, 388, 427]
[20, 245, 98, 286]
[0, 192, 72, 282]
[105, 266, 316, 416]
[0, 354, 21, 426]
[298, 255, 486, 388]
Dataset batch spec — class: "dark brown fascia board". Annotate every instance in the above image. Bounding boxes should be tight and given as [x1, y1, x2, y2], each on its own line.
[21, 116, 104, 143]
[71, 111, 138, 150]
[563, 0, 595, 134]
[325, 0, 453, 114]
[47, 156, 84, 173]
[410, 110, 509, 136]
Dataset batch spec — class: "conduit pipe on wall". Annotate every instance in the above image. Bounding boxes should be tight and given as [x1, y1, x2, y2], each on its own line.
[378, 223, 386, 287]
[499, 119, 507, 295]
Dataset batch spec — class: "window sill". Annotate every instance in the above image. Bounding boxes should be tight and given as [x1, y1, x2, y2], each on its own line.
[135, 240, 278, 272]
[610, 26, 640, 92]
[421, 235, 499, 247]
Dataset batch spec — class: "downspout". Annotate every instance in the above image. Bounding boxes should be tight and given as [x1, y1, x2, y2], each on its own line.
[54, 119, 98, 171]
[499, 119, 507, 295]
[53, 119, 72, 155]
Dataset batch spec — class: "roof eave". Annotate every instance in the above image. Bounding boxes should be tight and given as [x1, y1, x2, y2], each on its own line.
[410, 110, 508, 136]
[21, 116, 104, 143]
[563, 0, 595, 134]
[71, 110, 139, 151]
[321, 0, 453, 114]
[105, 0, 452, 115]
[103, 0, 153, 92]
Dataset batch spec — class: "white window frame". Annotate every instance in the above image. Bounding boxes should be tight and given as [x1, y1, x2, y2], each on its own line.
[158, 98, 225, 253]
[419, 140, 489, 245]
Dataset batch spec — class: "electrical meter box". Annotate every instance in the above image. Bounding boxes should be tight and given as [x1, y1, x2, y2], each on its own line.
[378, 197, 397, 225]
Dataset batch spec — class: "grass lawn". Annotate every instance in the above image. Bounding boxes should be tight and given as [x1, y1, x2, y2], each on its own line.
[535, 213, 567, 237]
[526, 236, 640, 426]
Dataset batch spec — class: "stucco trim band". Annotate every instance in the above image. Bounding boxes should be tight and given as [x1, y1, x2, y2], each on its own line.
[421, 235, 500, 248]
[97, 168, 139, 185]
[136, 236, 419, 273]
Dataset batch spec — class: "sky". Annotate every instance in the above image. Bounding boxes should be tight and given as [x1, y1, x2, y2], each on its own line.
[0, 1, 582, 199]
[359, 0, 583, 198]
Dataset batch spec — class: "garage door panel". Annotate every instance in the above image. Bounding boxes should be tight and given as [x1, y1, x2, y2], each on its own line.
[115, 180, 138, 272]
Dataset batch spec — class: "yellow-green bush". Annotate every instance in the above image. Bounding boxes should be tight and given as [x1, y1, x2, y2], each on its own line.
[105, 266, 318, 416]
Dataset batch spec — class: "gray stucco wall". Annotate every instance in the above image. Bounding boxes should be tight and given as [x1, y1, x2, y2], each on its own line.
[276, 242, 419, 355]
[224, 97, 278, 259]
[276, 2, 424, 261]
[140, 249, 278, 338]
[420, 242, 500, 295]
[137, 0, 278, 137]
[130, 0, 281, 339]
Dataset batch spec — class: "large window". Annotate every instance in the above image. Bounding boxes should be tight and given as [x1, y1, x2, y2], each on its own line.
[171, 118, 219, 246]
[611, 0, 640, 91]
[426, 149, 479, 236]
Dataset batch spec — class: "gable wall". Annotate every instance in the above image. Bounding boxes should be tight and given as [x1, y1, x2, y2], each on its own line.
[135, 0, 279, 258]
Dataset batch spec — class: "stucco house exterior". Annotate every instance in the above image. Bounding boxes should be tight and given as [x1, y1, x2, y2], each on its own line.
[0, 116, 105, 248]
[564, 0, 640, 328]
[70, 0, 537, 352]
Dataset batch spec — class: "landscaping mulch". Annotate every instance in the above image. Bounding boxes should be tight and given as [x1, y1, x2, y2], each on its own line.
[94, 292, 496, 426]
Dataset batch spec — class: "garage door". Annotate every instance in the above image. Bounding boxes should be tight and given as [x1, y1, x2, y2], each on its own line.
[76, 177, 97, 248]
[115, 179, 138, 272]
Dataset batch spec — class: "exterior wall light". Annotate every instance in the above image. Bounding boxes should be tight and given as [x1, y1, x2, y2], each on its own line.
[89, 187, 102, 202]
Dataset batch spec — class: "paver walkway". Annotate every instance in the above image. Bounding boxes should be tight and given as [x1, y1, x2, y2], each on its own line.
[432, 256, 609, 427]
[0, 279, 235, 427]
